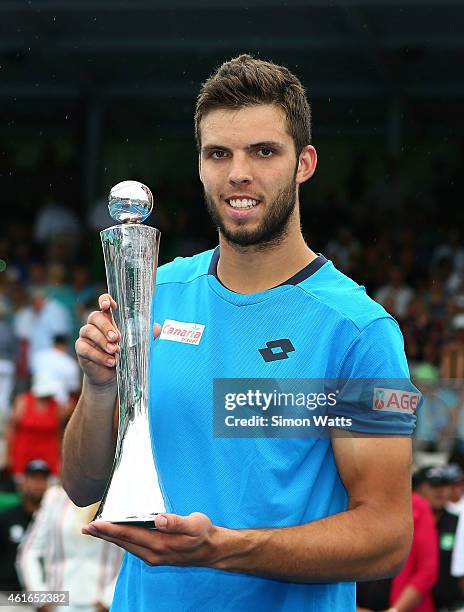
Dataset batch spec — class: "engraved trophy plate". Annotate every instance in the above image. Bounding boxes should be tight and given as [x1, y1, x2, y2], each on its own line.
[94, 181, 165, 528]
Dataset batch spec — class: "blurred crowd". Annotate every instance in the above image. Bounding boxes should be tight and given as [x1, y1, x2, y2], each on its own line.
[0, 141, 463, 610]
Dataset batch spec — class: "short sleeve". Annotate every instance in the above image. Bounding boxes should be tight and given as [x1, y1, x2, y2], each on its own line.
[328, 317, 419, 435]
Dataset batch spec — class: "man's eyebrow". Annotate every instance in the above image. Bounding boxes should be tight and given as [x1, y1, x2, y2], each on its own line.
[201, 141, 284, 154]
[246, 141, 284, 150]
[201, 145, 231, 154]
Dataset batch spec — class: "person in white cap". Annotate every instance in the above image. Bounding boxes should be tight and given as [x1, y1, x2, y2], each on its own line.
[30, 334, 81, 407]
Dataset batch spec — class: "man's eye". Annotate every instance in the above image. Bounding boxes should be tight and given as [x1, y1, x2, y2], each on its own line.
[211, 150, 228, 159]
[257, 148, 274, 158]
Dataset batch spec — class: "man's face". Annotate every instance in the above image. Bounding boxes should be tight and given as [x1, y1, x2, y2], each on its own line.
[450, 482, 464, 503]
[198, 104, 311, 248]
[31, 294, 46, 312]
[21, 473, 48, 504]
[418, 482, 452, 511]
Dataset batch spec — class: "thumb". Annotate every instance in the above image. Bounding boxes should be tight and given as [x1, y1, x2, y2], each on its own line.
[154, 512, 210, 535]
[153, 322, 161, 339]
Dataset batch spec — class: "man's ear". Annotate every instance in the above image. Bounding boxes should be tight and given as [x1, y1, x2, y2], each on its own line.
[296, 145, 317, 185]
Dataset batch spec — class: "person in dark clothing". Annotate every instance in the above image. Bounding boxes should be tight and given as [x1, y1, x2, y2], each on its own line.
[0, 459, 49, 591]
[414, 464, 464, 611]
[356, 576, 391, 611]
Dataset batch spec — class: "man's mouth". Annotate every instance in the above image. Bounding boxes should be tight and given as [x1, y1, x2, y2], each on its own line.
[225, 197, 260, 210]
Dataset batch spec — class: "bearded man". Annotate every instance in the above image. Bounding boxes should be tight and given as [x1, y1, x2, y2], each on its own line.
[63, 55, 417, 612]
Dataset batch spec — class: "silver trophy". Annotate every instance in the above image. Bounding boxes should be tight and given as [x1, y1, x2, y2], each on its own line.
[94, 180, 166, 528]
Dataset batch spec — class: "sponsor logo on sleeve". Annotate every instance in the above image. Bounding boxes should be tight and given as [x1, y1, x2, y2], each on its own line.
[373, 387, 421, 414]
[160, 319, 205, 345]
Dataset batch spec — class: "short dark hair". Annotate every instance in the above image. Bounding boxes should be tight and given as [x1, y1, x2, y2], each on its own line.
[53, 334, 69, 346]
[195, 54, 312, 154]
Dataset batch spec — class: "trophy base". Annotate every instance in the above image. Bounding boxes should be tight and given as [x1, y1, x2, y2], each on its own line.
[112, 517, 160, 530]
[94, 513, 160, 530]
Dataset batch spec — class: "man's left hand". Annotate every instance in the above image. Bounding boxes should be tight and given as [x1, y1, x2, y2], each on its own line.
[82, 512, 219, 567]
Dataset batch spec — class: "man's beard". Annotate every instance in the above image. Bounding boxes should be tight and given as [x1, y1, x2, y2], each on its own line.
[204, 180, 297, 250]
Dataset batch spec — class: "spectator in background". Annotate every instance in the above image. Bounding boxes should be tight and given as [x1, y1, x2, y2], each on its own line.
[6, 283, 30, 394]
[358, 475, 442, 612]
[71, 264, 99, 308]
[5, 374, 66, 478]
[17, 485, 123, 612]
[356, 576, 391, 611]
[450, 281, 464, 312]
[389, 485, 438, 612]
[447, 289, 464, 374]
[44, 262, 75, 316]
[0, 460, 50, 593]
[30, 334, 81, 407]
[450, 388, 464, 469]
[27, 262, 46, 293]
[34, 199, 80, 263]
[70, 264, 101, 342]
[446, 464, 464, 516]
[374, 266, 414, 319]
[413, 364, 457, 453]
[402, 298, 443, 367]
[0, 301, 18, 427]
[13, 288, 72, 371]
[7, 243, 34, 287]
[432, 231, 464, 294]
[413, 466, 463, 610]
[424, 272, 451, 324]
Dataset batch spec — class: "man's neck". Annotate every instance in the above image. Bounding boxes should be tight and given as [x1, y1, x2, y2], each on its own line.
[434, 507, 445, 522]
[22, 497, 39, 515]
[216, 226, 317, 294]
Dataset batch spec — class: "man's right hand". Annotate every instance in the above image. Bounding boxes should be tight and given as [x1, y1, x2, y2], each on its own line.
[75, 293, 121, 388]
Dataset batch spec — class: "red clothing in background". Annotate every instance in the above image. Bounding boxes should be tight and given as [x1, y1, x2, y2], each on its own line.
[390, 492, 439, 612]
[10, 392, 60, 476]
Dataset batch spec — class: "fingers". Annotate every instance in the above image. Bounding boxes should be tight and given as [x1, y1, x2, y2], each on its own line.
[98, 294, 120, 336]
[79, 295, 161, 367]
[75, 337, 116, 368]
[82, 523, 156, 561]
[76, 316, 119, 367]
[75, 294, 121, 367]
[82, 515, 213, 567]
[85, 312, 120, 345]
[81, 520, 200, 567]
[83, 521, 151, 547]
[99, 293, 117, 311]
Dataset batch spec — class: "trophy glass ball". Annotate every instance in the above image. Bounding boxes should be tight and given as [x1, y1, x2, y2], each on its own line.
[108, 180, 153, 224]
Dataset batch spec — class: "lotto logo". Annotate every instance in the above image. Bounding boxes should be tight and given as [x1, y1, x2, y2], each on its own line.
[373, 387, 420, 414]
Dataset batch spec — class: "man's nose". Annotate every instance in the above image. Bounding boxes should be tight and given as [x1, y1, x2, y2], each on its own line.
[228, 154, 252, 185]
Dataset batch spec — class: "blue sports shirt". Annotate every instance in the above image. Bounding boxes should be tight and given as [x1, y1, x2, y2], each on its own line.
[111, 249, 416, 612]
